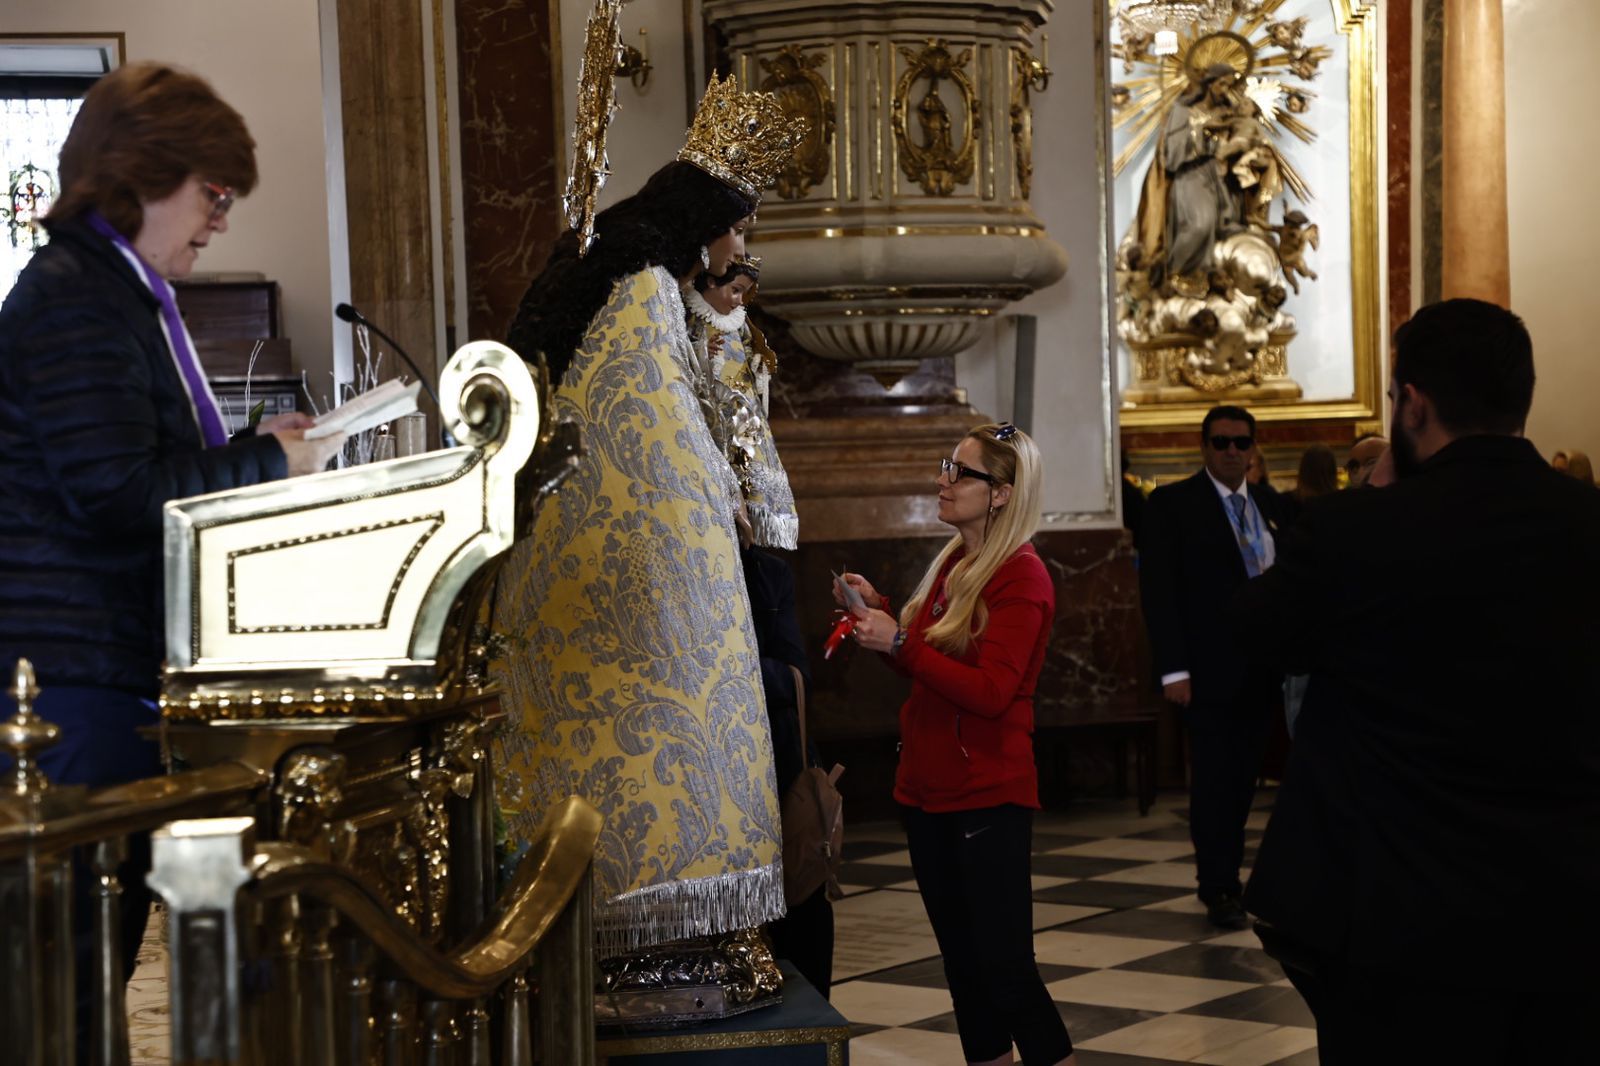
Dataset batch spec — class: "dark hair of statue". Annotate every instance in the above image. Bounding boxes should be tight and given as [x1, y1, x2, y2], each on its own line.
[1201, 404, 1256, 439]
[1392, 298, 1534, 436]
[507, 161, 755, 383]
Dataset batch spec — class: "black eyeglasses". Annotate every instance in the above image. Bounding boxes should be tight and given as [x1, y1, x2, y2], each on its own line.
[941, 458, 999, 484]
[1208, 435, 1255, 452]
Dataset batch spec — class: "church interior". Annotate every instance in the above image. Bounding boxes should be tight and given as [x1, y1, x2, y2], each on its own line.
[1, 1, 1595, 1064]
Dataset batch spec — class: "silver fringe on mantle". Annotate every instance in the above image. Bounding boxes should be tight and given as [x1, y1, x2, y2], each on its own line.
[596, 862, 788, 959]
[747, 506, 798, 551]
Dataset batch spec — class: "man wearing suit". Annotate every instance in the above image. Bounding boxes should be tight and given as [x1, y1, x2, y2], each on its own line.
[1242, 299, 1600, 1060]
[1139, 404, 1282, 929]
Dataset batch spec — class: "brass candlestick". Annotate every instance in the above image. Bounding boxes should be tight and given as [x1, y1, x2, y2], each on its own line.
[2, 658, 58, 795]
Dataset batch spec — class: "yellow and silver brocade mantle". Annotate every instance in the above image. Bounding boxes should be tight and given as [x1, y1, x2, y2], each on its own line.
[492, 267, 783, 955]
[685, 299, 798, 551]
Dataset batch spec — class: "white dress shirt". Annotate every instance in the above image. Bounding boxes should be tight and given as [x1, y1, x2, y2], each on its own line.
[1160, 472, 1277, 688]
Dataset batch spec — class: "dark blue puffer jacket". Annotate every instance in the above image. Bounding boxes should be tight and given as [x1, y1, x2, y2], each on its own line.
[0, 218, 287, 695]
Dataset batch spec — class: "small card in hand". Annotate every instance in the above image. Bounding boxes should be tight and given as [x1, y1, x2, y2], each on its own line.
[832, 570, 867, 615]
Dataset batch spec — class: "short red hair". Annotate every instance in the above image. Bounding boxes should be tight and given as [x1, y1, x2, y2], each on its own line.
[49, 61, 257, 238]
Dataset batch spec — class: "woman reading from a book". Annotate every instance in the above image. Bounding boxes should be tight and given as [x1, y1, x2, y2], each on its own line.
[495, 75, 806, 956]
[836, 423, 1076, 1065]
[0, 60, 344, 1048]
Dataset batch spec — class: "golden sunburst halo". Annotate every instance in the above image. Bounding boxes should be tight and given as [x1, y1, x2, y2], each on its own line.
[1186, 30, 1255, 81]
[1110, 0, 1330, 192]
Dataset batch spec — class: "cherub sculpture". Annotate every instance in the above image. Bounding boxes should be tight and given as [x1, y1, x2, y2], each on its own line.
[1271, 207, 1320, 294]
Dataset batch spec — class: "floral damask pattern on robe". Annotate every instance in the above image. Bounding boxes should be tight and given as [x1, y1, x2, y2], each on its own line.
[492, 266, 783, 954]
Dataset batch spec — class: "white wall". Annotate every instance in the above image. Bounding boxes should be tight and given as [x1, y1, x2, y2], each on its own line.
[958, 0, 1119, 523]
[1505, 0, 1600, 461]
[6, 0, 348, 393]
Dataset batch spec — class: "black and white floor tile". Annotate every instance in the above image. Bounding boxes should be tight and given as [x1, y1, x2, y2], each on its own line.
[832, 792, 1318, 1065]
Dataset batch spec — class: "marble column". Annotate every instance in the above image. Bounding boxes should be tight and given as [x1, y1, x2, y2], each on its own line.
[1440, 0, 1510, 306]
[1387, 0, 1413, 334]
[337, 0, 439, 412]
[455, 0, 564, 343]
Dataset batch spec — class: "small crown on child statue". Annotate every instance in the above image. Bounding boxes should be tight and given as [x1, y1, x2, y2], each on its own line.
[678, 73, 809, 202]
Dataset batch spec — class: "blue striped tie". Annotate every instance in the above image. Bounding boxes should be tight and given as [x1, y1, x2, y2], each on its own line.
[1230, 494, 1260, 578]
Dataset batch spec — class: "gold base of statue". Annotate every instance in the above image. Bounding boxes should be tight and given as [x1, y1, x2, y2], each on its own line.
[1123, 339, 1304, 406]
[596, 928, 783, 1029]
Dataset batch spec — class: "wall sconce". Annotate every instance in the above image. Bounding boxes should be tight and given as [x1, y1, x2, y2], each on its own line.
[616, 27, 652, 91]
[1024, 32, 1051, 92]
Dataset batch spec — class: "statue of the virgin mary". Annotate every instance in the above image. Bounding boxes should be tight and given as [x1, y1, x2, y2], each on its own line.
[494, 73, 807, 958]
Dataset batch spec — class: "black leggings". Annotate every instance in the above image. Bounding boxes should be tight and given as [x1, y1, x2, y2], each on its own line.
[902, 804, 1072, 1065]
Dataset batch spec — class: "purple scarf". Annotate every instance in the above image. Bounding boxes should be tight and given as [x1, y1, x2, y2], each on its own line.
[86, 212, 229, 447]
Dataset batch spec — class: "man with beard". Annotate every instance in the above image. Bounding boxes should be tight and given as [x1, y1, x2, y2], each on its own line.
[1241, 299, 1600, 1060]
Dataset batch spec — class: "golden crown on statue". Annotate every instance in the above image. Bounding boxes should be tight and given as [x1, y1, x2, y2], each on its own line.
[678, 73, 809, 202]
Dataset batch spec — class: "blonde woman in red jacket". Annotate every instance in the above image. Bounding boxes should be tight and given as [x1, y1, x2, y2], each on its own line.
[838, 422, 1073, 1066]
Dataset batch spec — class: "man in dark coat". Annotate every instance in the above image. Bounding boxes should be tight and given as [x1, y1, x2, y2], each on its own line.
[1139, 404, 1283, 928]
[1241, 299, 1600, 1061]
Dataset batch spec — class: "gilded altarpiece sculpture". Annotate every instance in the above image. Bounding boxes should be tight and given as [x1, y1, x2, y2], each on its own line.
[1111, 0, 1383, 429]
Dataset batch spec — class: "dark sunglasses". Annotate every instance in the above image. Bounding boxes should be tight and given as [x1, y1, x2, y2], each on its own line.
[1208, 435, 1254, 452]
[940, 458, 999, 485]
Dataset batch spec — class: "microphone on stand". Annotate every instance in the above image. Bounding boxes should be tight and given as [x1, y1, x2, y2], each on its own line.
[334, 302, 455, 447]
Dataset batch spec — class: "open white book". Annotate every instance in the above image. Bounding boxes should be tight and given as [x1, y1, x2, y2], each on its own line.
[305, 378, 422, 440]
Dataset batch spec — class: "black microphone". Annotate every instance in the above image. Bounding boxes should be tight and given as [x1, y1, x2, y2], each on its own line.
[334, 302, 454, 447]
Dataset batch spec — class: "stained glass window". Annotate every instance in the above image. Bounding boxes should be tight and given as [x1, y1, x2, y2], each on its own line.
[0, 96, 82, 302]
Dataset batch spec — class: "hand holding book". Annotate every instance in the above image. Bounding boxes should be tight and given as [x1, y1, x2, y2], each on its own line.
[304, 378, 422, 441]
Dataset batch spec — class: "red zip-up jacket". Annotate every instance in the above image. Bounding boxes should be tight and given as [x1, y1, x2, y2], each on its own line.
[890, 543, 1056, 812]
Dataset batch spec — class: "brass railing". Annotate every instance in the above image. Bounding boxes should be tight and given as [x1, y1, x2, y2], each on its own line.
[0, 660, 600, 1066]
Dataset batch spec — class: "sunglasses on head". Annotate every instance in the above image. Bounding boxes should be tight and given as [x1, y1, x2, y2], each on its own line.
[1208, 435, 1254, 452]
[940, 458, 999, 485]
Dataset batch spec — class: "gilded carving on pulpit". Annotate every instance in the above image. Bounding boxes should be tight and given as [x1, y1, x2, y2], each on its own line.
[893, 38, 979, 196]
[758, 44, 836, 200]
[1010, 50, 1036, 200]
[1113, 1, 1334, 400]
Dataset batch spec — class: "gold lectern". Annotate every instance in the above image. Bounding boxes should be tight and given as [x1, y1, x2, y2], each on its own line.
[0, 341, 598, 1066]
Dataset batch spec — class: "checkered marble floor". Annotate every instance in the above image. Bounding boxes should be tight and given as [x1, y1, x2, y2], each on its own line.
[831, 790, 1318, 1065]
[124, 792, 1305, 1065]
